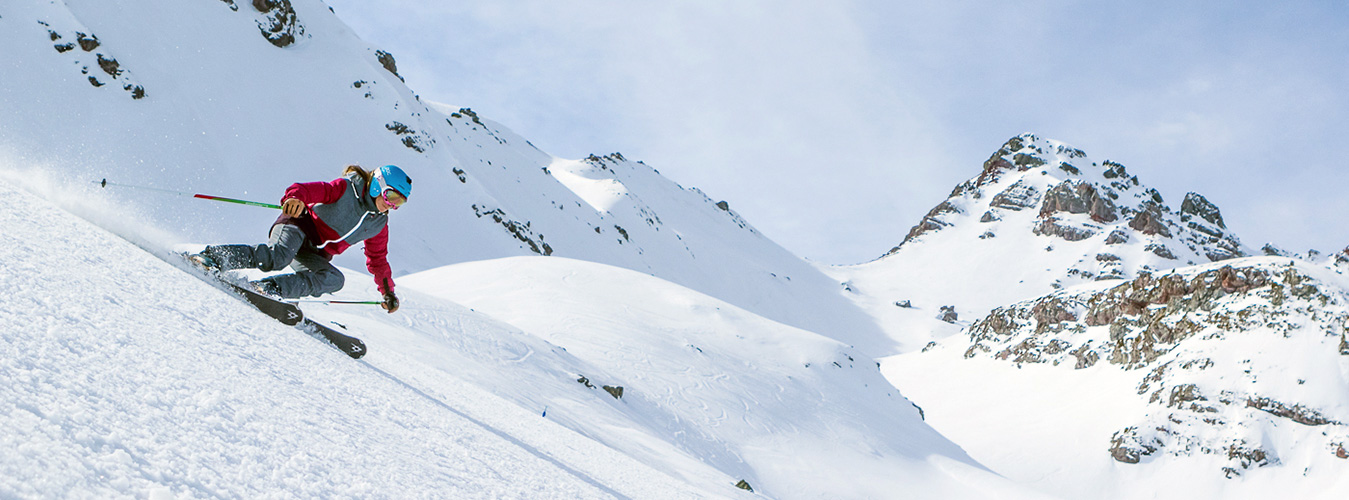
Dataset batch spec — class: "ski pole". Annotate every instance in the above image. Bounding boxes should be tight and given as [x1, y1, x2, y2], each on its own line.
[288, 299, 454, 312]
[96, 178, 282, 210]
[191, 194, 281, 210]
[287, 299, 384, 305]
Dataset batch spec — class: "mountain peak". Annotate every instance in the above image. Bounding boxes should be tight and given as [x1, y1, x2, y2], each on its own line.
[886, 134, 1247, 274]
[833, 135, 1254, 343]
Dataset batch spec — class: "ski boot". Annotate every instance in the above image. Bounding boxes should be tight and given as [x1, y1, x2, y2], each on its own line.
[186, 252, 222, 272]
[250, 279, 282, 298]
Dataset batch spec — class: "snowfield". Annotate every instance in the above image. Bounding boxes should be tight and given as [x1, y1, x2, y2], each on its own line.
[888, 257, 1349, 500]
[0, 174, 1040, 498]
[4, 0, 1347, 498]
[400, 256, 1019, 499]
[0, 178, 730, 499]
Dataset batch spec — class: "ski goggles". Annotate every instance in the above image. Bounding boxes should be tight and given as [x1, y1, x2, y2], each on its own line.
[381, 189, 407, 210]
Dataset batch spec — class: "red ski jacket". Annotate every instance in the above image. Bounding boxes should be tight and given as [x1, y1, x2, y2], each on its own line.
[282, 175, 395, 295]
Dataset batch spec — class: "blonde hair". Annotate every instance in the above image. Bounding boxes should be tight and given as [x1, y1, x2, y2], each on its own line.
[342, 165, 374, 190]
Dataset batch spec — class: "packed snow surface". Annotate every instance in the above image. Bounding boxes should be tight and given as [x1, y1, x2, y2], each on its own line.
[0, 174, 1045, 498]
[4, 0, 1347, 498]
[0, 179, 732, 499]
[400, 256, 1032, 499]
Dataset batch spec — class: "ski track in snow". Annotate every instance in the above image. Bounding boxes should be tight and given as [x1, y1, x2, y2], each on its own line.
[0, 166, 1047, 499]
[0, 178, 713, 499]
[357, 363, 632, 500]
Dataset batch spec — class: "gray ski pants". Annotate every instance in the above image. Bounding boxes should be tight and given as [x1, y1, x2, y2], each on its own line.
[203, 224, 345, 299]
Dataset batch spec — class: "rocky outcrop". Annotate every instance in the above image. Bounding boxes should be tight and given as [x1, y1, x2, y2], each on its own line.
[1180, 192, 1224, 228]
[1246, 397, 1340, 426]
[252, 0, 304, 48]
[960, 258, 1349, 475]
[989, 180, 1040, 211]
[947, 135, 1044, 199]
[938, 306, 958, 323]
[1039, 180, 1118, 222]
[1032, 217, 1095, 242]
[899, 200, 962, 246]
[38, 19, 146, 99]
[1030, 297, 1076, 332]
[1128, 204, 1172, 237]
[472, 205, 554, 256]
[376, 50, 403, 81]
[1261, 244, 1289, 257]
[386, 121, 434, 153]
[1176, 192, 1245, 262]
[1146, 243, 1177, 260]
[977, 154, 1015, 186]
[1108, 427, 1156, 464]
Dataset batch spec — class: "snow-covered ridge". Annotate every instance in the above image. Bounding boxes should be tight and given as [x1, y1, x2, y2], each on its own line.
[891, 133, 1246, 275]
[959, 256, 1349, 477]
[828, 133, 1256, 351]
[0, 0, 884, 354]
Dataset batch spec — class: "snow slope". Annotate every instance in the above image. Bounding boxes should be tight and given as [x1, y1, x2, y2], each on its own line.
[888, 258, 1349, 499]
[5, 1, 1344, 497]
[1, 169, 1052, 499]
[399, 256, 1035, 500]
[0, 0, 885, 355]
[829, 133, 1251, 352]
[0, 176, 739, 498]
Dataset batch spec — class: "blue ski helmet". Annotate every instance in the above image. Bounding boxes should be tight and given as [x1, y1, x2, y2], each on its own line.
[369, 164, 412, 201]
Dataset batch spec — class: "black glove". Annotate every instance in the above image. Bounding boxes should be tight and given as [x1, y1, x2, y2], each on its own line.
[382, 291, 399, 313]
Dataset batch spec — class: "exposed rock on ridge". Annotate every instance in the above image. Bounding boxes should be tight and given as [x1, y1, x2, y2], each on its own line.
[960, 257, 1349, 475]
[36, 14, 146, 99]
[1038, 179, 1118, 223]
[884, 133, 1250, 288]
[250, 0, 304, 48]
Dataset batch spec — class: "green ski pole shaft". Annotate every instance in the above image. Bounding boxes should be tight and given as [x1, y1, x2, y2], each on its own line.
[192, 194, 281, 210]
[97, 178, 281, 210]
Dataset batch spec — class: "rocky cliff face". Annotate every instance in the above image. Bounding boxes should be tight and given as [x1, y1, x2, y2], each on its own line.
[889, 133, 1247, 278]
[831, 134, 1258, 349]
[961, 257, 1349, 476]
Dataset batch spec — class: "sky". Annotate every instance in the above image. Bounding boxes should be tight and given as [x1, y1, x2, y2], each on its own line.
[321, 0, 1348, 265]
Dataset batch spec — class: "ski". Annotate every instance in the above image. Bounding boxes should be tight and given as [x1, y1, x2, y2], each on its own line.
[179, 252, 367, 359]
[300, 318, 366, 358]
[222, 281, 366, 358]
[226, 280, 304, 326]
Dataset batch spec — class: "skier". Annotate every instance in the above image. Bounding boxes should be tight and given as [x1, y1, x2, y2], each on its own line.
[191, 164, 411, 314]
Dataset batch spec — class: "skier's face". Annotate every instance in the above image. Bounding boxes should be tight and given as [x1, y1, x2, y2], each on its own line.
[375, 189, 406, 213]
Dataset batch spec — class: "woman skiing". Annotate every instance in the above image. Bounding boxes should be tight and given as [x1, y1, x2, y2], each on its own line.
[191, 164, 411, 314]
